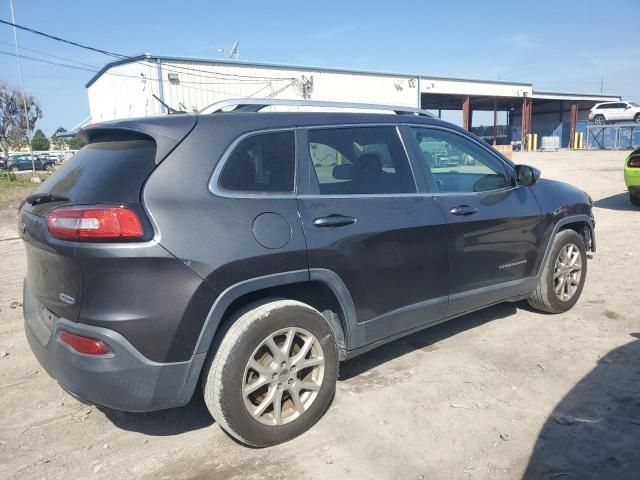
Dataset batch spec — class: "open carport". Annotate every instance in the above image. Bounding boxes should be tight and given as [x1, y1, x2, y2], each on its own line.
[419, 77, 620, 148]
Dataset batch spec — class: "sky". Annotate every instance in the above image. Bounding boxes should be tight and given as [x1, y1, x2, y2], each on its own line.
[0, 0, 639, 135]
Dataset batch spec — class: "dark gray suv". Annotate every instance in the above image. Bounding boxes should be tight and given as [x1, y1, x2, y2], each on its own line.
[20, 99, 595, 446]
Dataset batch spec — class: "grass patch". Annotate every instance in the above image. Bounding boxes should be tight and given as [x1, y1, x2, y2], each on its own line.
[0, 172, 50, 209]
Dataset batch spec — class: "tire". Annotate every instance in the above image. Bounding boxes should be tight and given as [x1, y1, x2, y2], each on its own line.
[202, 299, 338, 447]
[44, 163, 54, 171]
[630, 192, 640, 207]
[9, 165, 18, 173]
[528, 229, 587, 314]
[634, 113, 640, 124]
[593, 115, 606, 125]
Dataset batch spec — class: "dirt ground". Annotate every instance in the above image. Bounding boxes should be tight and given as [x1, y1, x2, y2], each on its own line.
[1, 149, 638, 480]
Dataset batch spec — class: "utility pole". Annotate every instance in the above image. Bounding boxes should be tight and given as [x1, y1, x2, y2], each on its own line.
[9, 0, 38, 180]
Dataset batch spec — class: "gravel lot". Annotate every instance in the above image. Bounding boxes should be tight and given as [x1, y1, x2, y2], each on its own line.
[1, 149, 638, 480]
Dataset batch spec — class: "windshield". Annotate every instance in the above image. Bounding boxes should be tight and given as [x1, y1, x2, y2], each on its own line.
[629, 102, 639, 108]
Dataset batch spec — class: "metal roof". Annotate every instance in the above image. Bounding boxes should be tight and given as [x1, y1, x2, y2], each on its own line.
[85, 53, 532, 88]
[85, 54, 621, 103]
[531, 90, 620, 101]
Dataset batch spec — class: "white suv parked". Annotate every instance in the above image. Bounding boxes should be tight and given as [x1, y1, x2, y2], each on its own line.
[589, 101, 640, 125]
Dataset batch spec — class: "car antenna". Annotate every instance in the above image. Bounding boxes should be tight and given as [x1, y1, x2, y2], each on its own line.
[152, 94, 186, 114]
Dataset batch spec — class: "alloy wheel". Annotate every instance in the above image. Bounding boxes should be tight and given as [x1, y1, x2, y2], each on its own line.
[243, 327, 325, 426]
[553, 243, 582, 301]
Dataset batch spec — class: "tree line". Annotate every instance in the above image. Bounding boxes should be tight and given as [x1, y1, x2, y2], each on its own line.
[0, 81, 85, 158]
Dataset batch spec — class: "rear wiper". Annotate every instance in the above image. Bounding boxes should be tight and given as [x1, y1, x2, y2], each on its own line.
[25, 193, 69, 206]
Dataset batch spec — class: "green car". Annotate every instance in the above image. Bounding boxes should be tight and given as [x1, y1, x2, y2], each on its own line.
[625, 148, 640, 206]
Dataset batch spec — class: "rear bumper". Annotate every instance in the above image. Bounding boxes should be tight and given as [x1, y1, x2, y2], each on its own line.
[625, 168, 640, 189]
[23, 281, 206, 412]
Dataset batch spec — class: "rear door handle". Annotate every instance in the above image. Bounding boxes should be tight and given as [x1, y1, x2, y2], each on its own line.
[313, 214, 356, 227]
[449, 205, 478, 216]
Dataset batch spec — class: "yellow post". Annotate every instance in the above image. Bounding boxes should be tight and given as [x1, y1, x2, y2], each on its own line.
[533, 133, 538, 152]
[578, 132, 583, 149]
[526, 134, 532, 152]
[573, 132, 578, 149]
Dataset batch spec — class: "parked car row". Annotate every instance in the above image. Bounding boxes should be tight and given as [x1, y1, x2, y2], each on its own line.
[0, 154, 56, 172]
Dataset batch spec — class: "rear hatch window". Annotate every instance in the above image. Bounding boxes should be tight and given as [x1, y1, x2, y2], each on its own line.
[25, 137, 157, 217]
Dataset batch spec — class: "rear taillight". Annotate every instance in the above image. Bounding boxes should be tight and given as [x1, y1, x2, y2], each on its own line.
[628, 156, 640, 168]
[47, 206, 144, 241]
[59, 331, 109, 355]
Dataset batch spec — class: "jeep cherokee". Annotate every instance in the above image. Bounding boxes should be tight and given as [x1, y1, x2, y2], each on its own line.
[20, 99, 595, 447]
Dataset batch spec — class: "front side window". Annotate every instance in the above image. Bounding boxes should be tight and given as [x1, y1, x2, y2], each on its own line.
[411, 127, 511, 193]
[307, 126, 415, 195]
[219, 131, 295, 193]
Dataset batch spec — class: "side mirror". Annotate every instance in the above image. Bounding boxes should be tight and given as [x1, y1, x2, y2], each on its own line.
[515, 164, 540, 186]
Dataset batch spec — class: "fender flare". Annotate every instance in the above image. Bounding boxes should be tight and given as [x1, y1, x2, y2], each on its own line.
[535, 214, 595, 279]
[192, 269, 358, 357]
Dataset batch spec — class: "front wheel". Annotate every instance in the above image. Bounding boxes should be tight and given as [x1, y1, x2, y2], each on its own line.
[630, 192, 640, 206]
[593, 115, 606, 125]
[634, 113, 640, 124]
[528, 229, 587, 313]
[202, 299, 338, 447]
[9, 165, 19, 173]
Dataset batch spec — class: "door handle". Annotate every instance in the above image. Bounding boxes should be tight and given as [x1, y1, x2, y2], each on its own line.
[449, 205, 478, 216]
[313, 214, 356, 227]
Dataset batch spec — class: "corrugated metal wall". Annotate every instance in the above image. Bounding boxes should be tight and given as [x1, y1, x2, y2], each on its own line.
[88, 58, 418, 122]
[88, 60, 161, 121]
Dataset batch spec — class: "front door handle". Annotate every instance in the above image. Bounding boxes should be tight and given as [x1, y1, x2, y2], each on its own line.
[449, 205, 478, 216]
[313, 214, 356, 227]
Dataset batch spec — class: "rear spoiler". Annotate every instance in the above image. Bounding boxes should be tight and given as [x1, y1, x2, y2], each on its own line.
[78, 115, 198, 164]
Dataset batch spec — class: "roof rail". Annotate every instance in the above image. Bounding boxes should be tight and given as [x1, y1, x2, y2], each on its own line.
[199, 98, 434, 117]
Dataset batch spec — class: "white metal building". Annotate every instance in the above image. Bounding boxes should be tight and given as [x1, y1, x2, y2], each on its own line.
[85, 54, 620, 147]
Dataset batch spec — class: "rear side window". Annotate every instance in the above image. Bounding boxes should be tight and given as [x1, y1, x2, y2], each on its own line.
[307, 126, 416, 195]
[219, 131, 295, 193]
[41, 138, 156, 203]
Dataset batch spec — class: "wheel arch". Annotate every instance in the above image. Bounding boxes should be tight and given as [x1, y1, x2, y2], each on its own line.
[536, 214, 595, 280]
[193, 269, 357, 361]
[557, 217, 595, 253]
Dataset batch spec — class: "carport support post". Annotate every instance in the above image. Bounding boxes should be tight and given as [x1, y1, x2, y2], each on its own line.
[493, 97, 498, 145]
[569, 101, 578, 149]
[521, 97, 532, 147]
[462, 96, 471, 130]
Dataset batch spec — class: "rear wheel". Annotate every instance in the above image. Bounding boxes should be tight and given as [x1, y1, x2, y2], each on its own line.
[9, 165, 18, 173]
[593, 115, 606, 125]
[630, 192, 640, 206]
[528, 229, 587, 313]
[44, 163, 54, 171]
[634, 113, 640, 124]
[202, 299, 338, 447]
